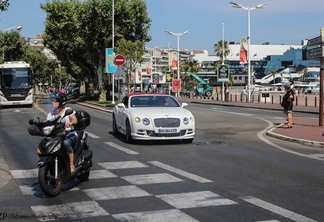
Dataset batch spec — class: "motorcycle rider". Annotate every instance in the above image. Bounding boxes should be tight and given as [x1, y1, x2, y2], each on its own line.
[47, 92, 78, 174]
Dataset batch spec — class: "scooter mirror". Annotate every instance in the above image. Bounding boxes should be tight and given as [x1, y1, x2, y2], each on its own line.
[29, 119, 35, 125]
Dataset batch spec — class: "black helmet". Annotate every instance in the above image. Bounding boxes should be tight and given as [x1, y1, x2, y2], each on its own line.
[55, 92, 67, 107]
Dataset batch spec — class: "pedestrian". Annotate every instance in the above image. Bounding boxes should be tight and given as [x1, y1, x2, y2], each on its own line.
[242, 87, 247, 102]
[281, 83, 295, 128]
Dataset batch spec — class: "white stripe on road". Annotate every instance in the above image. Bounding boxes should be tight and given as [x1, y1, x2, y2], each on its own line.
[86, 132, 100, 138]
[240, 196, 318, 222]
[31, 201, 109, 220]
[83, 185, 152, 200]
[104, 142, 139, 155]
[113, 209, 199, 222]
[121, 173, 183, 185]
[148, 161, 212, 183]
[157, 191, 237, 209]
[11, 169, 38, 179]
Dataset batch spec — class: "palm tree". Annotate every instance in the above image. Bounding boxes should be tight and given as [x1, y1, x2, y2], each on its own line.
[214, 40, 230, 63]
[214, 40, 231, 92]
[267, 68, 277, 87]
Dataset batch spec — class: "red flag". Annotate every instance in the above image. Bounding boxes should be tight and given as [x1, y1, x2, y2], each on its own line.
[146, 67, 151, 74]
[240, 38, 248, 64]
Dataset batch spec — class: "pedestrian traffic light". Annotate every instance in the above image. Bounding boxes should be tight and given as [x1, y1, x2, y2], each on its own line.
[217, 64, 230, 82]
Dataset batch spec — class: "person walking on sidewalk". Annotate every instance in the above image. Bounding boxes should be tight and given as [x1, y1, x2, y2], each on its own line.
[281, 83, 295, 128]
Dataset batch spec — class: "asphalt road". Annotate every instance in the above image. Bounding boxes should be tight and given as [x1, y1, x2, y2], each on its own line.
[0, 98, 323, 222]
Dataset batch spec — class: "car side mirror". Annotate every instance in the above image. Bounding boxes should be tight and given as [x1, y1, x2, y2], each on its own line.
[181, 103, 188, 108]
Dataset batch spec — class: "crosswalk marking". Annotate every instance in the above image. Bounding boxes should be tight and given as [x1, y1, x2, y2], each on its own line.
[148, 161, 213, 183]
[83, 185, 152, 200]
[240, 196, 318, 222]
[31, 201, 109, 220]
[121, 173, 183, 185]
[11, 168, 38, 179]
[104, 142, 139, 155]
[157, 191, 237, 209]
[89, 169, 118, 179]
[112, 209, 199, 222]
[98, 161, 148, 170]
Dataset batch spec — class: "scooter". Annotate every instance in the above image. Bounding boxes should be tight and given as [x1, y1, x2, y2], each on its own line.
[28, 109, 92, 197]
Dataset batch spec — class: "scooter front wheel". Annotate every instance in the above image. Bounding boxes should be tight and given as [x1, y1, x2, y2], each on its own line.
[38, 163, 62, 197]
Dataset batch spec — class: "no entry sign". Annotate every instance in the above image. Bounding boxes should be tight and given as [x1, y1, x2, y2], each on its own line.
[114, 54, 125, 66]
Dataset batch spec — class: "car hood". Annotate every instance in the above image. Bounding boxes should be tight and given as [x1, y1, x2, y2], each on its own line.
[131, 107, 191, 118]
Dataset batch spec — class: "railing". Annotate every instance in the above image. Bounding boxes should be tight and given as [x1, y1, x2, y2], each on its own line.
[183, 91, 321, 108]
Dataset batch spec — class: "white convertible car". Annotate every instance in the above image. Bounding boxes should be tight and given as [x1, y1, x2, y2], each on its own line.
[112, 93, 195, 143]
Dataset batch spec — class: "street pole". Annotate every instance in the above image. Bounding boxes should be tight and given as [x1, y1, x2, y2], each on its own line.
[247, 8, 251, 102]
[111, 0, 115, 104]
[222, 23, 225, 101]
[165, 30, 190, 97]
[229, 1, 267, 102]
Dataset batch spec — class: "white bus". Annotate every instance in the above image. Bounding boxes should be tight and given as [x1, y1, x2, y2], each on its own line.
[0, 61, 34, 107]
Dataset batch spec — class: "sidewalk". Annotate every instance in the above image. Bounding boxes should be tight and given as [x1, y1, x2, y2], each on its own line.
[77, 97, 324, 148]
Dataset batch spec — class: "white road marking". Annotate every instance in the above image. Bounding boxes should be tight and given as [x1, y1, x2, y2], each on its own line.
[113, 209, 199, 222]
[256, 117, 324, 162]
[307, 154, 324, 158]
[104, 142, 139, 155]
[210, 108, 324, 162]
[98, 161, 148, 170]
[11, 169, 38, 179]
[86, 132, 100, 138]
[148, 161, 212, 183]
[122, 173, 183, 185]
[157, 191, 237, 209]
[31, 201, 109, 220]
[83, 185, 152, 200]
[240, 196, 318, 222]
[89, 169, 118, 179]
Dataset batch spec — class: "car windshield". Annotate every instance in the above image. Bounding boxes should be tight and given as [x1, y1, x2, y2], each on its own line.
[130, 95, 180, 108]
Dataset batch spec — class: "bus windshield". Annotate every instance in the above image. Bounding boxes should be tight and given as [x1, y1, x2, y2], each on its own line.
[0, 67, 32, 89]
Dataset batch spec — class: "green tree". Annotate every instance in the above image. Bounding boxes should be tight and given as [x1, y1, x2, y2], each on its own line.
[214, 40, 230, 63]
[114, 39, 145, 93]
[40, 0, 151, 100]
[0, 0, 9, 11]
[0, 31, 26, 63]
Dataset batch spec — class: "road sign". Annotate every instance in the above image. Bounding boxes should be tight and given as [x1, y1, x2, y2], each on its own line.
[217, 64, 230, 82]
[307, 36, 324, 46]
[114, 54, 125, 66]
[166, 71, 173, 83]
[307, 47, 324, 60]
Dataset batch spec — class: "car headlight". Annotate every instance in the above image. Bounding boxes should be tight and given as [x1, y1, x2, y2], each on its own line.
[142, 117, 150, 126]
[183, 116, 194, 125]
[42, 126, 54, 135]
[183, 117, 189, 125]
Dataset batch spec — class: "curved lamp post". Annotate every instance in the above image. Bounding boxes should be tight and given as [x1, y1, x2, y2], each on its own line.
[230, 1, 266, 102]
[2, 25, 23, 61]
[165, 30, 189, 97]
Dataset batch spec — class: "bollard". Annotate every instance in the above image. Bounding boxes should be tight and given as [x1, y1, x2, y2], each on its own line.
[305, 96, 307, 106]
[315, 97, 317, 107]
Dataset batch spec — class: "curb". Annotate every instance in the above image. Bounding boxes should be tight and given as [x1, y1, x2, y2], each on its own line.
[266, 125, 324, 148]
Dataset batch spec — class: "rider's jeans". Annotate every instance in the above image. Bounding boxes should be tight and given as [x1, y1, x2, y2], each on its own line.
[63, 132, 77, 154]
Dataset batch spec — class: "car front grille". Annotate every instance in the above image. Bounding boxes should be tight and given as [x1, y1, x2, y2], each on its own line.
[154, 118, 180, 127]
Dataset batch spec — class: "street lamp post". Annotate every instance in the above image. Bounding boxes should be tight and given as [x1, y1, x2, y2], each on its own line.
[165, 30, 189, 97]
[2, 25, 22, 61]
[230, 1, 266, 102]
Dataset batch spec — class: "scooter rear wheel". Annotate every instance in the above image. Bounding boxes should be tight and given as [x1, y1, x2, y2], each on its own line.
[38, 163, 62, 197]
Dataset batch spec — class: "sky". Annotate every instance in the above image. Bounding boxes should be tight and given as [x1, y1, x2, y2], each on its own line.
[1, 0, 324, 55]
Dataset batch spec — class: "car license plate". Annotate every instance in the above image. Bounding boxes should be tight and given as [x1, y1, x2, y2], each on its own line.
[13, 102, 20, 105]
[158, 128, 177, 133]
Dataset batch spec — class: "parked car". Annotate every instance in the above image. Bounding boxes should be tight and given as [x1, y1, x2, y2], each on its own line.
[112, 93, 195, 143]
